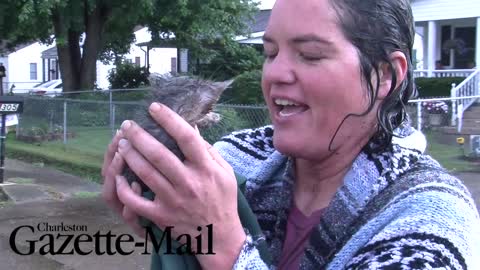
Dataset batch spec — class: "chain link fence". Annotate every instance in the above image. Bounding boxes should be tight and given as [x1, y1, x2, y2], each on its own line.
[13, 89, 270, 159]
[10, 89, 480, 160]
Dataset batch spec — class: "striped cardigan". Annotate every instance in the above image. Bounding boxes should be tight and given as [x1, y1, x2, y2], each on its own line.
[213, 124, 480, 269]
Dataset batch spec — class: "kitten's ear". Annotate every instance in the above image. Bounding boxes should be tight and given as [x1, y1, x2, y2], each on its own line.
[213, 79, 234, 91]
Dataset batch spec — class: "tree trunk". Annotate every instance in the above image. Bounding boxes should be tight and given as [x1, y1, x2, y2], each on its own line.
[80, 3, 109, 90]
[52, 9, 82, 93]
[52, 3, 110, 92]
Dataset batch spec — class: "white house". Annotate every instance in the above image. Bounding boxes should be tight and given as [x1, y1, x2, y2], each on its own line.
[3, 1, 479, 91]
[412, 0, 480, 74]
[0, 27, 179, 92]
[0, 42, 53, 93]
[96, 27, 178, 89]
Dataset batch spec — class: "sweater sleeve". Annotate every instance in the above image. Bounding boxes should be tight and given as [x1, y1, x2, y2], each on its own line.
[232, 234, 270, 270]
[342, 182, 480, 270]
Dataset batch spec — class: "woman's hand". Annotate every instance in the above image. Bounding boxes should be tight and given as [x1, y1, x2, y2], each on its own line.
[101, 130, 145, 237]
[114, 102, 246, 269]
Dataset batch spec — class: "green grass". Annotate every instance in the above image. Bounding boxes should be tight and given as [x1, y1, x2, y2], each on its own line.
[5, 128, 112, 182]
[4, 126, 479, 183]
[8, 177, 35, 184]
[73, 191, 100, 198]
[425, 132, 479, 172]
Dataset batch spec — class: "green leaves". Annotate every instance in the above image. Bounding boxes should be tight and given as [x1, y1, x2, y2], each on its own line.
[1, 0, 258, 91]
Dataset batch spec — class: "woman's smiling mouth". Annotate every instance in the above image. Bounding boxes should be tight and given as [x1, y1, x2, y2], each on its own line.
[274, 98, 310, 117]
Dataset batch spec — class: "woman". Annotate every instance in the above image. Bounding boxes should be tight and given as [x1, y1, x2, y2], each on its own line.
[102, 0, 480, 268]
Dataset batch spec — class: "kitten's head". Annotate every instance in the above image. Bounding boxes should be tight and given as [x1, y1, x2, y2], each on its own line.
[148, 74, 232, 128]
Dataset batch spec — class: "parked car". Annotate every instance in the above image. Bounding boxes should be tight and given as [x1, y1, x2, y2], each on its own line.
[30, 80, 63, 97]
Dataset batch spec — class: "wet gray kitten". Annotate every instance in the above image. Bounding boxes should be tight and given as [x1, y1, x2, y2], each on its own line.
[122, 74, 231, 192]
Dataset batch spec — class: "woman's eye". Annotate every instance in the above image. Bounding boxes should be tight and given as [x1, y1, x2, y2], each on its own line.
[300, 53, 323, 61]
[263, 51, 277, 60]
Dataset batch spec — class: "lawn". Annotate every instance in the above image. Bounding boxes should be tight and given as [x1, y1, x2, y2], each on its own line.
[425, 132, 479, 172]
[4, 127, 478, 183]
[5, 127, 112, 182]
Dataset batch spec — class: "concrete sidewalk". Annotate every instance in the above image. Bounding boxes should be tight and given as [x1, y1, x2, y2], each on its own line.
[0, 159, 150, 270]
[0, 159, 478, 270]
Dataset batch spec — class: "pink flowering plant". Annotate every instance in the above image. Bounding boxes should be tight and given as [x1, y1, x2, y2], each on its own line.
[423, 101, 449, 114]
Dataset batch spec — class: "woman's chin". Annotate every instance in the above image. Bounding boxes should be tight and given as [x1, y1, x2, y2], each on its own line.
[272, 133, 303, 157]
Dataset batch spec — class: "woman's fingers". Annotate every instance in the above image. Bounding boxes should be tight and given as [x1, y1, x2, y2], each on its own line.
[119, 120, 186, 182]
[101, 130, 123, 178]
[204, 140, 234, 174]
[117, 138, 176, 196]
[122, 181, 146, 237]
[102, 152, 125, 215]
[147, 103, 211, 165]
[115, 175, 168, 226]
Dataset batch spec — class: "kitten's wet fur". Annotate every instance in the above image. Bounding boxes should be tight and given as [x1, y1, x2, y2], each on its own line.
[122, 74, 231, 192]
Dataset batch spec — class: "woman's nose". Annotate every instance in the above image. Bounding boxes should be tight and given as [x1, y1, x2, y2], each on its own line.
[262, 53, 296, 85]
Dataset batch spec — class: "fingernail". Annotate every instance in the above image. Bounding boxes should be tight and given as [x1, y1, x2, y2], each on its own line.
[150, 102, 161, 112]
[115, 175, 122, 186]
[131, 181, 141, 193]
[121, 120, 131, 130]
[118, 139, 129, 148]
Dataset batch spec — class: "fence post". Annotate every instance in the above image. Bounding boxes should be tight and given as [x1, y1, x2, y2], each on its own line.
[112, 104, 116, 135]
[110, 90, 114, 137]
[63, 100, 67, 145]
[416, 101, 422, 131]
[451, 83, 457, 126]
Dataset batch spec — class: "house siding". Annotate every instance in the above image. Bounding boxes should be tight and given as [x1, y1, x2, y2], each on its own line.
[3, 43, 52, 93]
[95, 27, 177, 89]
[412, 0, 480, 22]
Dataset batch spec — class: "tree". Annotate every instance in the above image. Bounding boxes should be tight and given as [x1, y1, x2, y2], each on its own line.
[192, 44, 263, 81]
[0, 0, 258, 92]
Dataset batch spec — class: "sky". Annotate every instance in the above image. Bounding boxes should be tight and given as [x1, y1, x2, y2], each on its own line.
[258, 0, 275, 9]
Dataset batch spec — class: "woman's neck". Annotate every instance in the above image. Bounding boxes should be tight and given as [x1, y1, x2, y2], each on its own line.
[292, 137, 368, 216]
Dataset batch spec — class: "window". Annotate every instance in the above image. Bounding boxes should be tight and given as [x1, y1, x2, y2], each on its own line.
[171, 57, 177, 73]
[30, 63, 37, 80]
[135, 57, 141, 66]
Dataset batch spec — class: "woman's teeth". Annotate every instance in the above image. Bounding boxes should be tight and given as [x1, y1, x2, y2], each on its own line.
[274, 99, 299, 106]
[274, 99, 307, 117]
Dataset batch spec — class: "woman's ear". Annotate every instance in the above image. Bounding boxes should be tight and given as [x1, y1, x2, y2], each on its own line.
[377, 51, 408, 99]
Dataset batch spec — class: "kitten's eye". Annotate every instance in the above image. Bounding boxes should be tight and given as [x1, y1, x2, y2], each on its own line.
[202, 106, 213, 115]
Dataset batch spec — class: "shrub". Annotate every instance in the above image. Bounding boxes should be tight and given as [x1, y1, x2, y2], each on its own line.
[108, 62, 150, 89]
[194, 44, 263, 81]
[414, 77, 466, 98]
[201, 107, 251, 143]
[422, 101, 449, 114]
[220, 69, 264, 105]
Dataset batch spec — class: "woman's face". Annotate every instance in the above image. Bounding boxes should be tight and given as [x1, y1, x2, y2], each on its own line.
[262, 0, 378, 161]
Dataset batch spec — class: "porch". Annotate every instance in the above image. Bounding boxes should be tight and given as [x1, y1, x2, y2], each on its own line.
[412, 68, 480, 143]
[414, 17, 480, 76]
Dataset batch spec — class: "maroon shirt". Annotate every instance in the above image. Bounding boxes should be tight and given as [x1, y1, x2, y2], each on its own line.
[277, 205, 325, 270]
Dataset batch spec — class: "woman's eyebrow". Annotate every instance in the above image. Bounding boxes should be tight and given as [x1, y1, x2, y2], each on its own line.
[262, 33, 333, 47]
[291, 34, 333, 46]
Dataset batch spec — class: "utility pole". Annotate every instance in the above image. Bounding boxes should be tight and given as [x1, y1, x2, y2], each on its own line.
[0, 63, 6, 183]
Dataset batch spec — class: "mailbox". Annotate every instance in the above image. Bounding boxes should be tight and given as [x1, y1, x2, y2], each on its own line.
[0, 96, 24, 114]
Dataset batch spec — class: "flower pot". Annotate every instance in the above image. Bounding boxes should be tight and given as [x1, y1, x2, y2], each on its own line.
[428, 113, 443, 126]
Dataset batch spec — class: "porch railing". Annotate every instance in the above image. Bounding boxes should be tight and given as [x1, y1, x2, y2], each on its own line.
[413, 69, 475, 78]
[450, 68, 480, 126]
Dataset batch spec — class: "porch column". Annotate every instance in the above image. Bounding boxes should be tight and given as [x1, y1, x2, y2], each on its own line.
[476, 17, 480, 68]
[427, 20, 437, 77]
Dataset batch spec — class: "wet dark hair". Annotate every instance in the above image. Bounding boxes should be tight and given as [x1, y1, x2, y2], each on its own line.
[329, 0, 416, 150]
